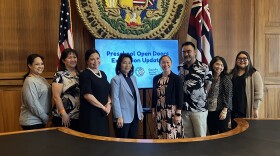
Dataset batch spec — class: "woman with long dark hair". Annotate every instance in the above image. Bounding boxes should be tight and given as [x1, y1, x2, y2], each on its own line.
[20, 54, 51, 130]
[207, 56, 232, 135]
[230, 51, 264, 121]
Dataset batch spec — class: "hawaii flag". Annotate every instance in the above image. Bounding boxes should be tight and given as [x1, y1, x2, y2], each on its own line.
[57, 0, 74, 67]
[186, 0, 214, 64]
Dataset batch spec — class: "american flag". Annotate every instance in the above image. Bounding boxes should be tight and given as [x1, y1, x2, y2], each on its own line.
[186, 0, 214, 64]
[57, 0, 74, 66]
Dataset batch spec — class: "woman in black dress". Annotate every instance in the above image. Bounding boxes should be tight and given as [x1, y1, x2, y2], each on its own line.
[79, 49, 111, 136]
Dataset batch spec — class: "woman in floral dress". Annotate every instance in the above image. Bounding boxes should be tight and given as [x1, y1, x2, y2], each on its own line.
[152, 55, 184, 139]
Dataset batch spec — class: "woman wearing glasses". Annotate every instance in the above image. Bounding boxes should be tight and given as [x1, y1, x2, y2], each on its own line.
[230, 51, 264, 125]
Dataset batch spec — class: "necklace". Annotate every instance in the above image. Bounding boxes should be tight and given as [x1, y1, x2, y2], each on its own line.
[88, 68, 102, 78]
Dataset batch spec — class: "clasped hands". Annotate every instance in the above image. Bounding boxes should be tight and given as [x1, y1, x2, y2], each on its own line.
[102, 103, 111, 115]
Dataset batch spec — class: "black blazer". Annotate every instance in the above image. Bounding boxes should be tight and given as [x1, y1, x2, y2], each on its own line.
[152, 71, 183, 110]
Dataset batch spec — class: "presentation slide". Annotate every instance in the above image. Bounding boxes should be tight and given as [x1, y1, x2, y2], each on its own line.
[95, 39, 179, 89]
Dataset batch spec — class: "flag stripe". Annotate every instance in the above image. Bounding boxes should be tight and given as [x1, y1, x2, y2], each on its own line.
[186, 0, 214, 64]
[57, 0, 74, 68]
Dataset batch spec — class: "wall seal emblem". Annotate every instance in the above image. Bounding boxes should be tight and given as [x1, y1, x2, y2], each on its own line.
[76, 0, 188, 39]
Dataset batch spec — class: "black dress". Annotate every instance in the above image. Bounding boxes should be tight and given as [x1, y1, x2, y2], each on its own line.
[79, 69, 110, 136]
[232, 75, 247, 118]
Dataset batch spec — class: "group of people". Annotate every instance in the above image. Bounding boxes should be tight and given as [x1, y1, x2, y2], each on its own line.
[151, 42, 211, 139]
[151, 42, 263, 139]
[19, 48, 143, 138]
[19, 41, 264, 140]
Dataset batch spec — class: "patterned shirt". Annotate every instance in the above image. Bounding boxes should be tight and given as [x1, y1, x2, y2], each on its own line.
[208, 75, 233, 111]
[52, 70, 80, 119]
[178, 60, 212, 112]
[207, 78, 220, 111]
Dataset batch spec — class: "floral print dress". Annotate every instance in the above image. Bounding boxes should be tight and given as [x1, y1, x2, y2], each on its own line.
[155, 76, 184, 139]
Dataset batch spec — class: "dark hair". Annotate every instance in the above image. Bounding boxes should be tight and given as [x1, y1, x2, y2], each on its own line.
[230, 51, 256, 78]
[85, 48, 100, 63]
[59, 48, 78, 71]
[159, 55, 172, 64]
[115, 53, 134, 76]
[209, 56, 228, 77]
[23, 54, 44, 80]
[181, 41, 196, 50]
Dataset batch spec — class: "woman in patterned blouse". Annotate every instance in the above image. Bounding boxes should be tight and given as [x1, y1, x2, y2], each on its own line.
[207, 56, 232, 135]
[52, 48, 80, 131]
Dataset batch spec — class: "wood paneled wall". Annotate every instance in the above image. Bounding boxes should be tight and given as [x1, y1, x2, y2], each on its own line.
[254, 0, 280, 118]
[0, 0, 279, 134]
[0, 89, 21, 132]
[0, 0, 60, 72]
[209, 0, 254, 68]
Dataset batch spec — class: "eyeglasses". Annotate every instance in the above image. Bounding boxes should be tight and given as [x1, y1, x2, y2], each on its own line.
[237, 58, 248, 62]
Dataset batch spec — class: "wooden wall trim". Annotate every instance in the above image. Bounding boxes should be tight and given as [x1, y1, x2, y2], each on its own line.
[0, 72, 54, 87]
[0, 72, 54, 80]
[264, 77, 280, 85]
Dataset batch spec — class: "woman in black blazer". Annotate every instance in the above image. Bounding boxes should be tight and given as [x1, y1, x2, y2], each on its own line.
[152, 55, 184, 139]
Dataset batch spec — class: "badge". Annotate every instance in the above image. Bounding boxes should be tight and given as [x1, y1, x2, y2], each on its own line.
[76, 0, 188, 39]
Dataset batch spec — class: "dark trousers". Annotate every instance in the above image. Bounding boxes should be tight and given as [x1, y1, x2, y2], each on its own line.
[52, 116, 80, 131]
[207, 110, 231, 135]
[21, 124, 46, 130]
[114, 117, 139, 139]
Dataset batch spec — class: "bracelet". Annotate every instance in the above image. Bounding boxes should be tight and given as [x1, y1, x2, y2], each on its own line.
[59, 109, 66, 115]
[221, 111, 227, 114]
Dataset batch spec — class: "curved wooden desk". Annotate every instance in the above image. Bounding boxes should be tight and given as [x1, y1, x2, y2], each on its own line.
[0, 119, 279, 156]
